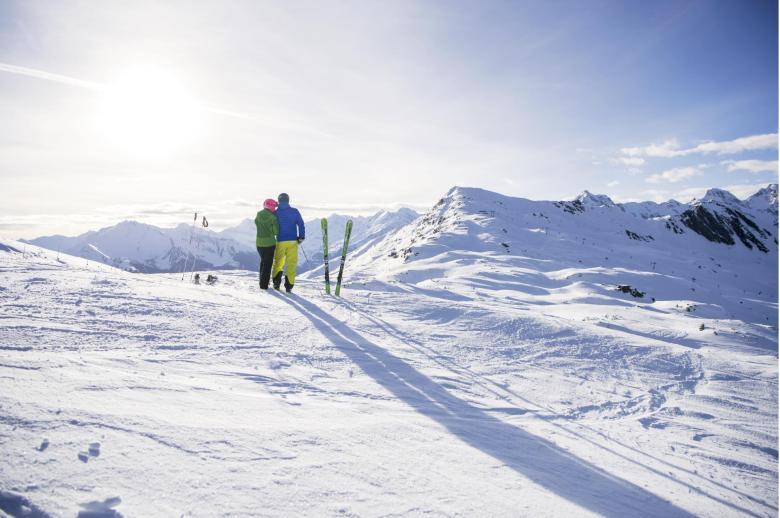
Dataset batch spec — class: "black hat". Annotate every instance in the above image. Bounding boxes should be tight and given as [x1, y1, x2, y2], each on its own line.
[278, 192, 290, 203]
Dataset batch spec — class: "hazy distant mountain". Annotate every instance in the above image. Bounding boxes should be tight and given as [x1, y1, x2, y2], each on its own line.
[25, 220, 258, 273]
[24, 207, 420, 274]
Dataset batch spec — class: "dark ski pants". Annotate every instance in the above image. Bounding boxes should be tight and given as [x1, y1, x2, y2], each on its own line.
[257, 245, 276, 289]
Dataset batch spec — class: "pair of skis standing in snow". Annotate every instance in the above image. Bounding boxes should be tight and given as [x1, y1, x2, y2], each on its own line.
[254, 192, 352, 295]
[320, 217, 352, 296]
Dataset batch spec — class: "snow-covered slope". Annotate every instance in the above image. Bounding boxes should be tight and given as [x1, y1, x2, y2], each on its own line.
[25, 221, 257, 273]
[347, 185, 777, 326]
[1, 184, 777, 517]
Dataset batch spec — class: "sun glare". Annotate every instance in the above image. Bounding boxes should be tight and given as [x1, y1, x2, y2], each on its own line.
[97, 66, 202, 157]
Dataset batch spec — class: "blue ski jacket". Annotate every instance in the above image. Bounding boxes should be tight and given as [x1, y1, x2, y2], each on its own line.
[275, 202, 305, 242]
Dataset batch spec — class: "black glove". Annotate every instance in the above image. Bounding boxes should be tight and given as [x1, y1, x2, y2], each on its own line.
[297, 237, 305, 243]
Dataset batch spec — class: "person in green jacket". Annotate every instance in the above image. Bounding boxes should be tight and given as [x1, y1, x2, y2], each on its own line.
[255, 198, 279, 290]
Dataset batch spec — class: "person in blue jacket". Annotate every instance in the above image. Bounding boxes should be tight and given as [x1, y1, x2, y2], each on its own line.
[272, 192, 305, 292]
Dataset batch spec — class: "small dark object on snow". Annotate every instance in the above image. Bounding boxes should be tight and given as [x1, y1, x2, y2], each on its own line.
[194, 273, 217, 285]
[625, 230, 654, 242]
[616, 285, 645, 298]
[699, 323, 705, 331]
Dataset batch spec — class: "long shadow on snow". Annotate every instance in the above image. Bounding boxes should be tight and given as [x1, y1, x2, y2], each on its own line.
[281, 294, 696, 518]
[336, 299, 774, 516]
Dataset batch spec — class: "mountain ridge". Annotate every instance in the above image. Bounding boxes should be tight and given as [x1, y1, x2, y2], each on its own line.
[21, 184, 777, 278]
[343, 183, 776, 328]
[23, 207, 419, 274]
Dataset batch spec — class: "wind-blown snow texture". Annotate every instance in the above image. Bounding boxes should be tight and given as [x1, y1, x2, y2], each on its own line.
[1, 185, 777, 517]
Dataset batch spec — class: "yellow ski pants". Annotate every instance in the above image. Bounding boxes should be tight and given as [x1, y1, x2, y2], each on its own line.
[272, 240, 299, 285]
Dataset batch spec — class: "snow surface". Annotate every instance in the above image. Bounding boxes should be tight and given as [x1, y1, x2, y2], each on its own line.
[1, 185, 777, 517]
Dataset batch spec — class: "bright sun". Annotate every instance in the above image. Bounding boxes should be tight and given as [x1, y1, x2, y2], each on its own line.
[97, 66, 202, 157]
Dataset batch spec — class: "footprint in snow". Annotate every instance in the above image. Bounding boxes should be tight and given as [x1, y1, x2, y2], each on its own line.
[89, 442, 101, 457]
[0, 490, 50, 517]
[78, 442, 101, 462]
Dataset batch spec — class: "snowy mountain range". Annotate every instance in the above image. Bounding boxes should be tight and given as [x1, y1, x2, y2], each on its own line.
[23, 185, 777, 291]
[23, 208, 419, 274]
[316, 184, 777, 291]
[24, 220, 257, 273]
[325, 183, 778, 333]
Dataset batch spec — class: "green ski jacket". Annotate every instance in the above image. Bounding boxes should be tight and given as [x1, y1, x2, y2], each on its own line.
[254, 209, 279, 248]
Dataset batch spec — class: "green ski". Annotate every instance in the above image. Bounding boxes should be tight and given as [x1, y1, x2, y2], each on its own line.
[321, 218, 331, 294]
[335, 219, 353, 297]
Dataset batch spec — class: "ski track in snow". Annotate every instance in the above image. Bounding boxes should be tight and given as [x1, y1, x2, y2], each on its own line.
[0, 236, 777, 517]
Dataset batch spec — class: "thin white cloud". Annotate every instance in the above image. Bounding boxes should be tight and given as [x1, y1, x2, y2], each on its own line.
[0, 62, 102, 89]
[621, 139, 683, 158]
[722, 159, 778, 174]
[646, 166, 701, 184]
[692, 134, 777, 155]
[606, 180, 619, 187]
[621, 133, 778, 158]
[609, 156, 645, 167]
[0, 62, 255, 122]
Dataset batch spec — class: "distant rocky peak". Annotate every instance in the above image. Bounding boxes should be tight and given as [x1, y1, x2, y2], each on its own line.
[747, 183, 778, 206]
[575, 190, 616, 208]
[699, 188, 742, 206]
[444, 186, 465, 199]
[371, 207, 418, 225]
[762, 182, 778, 198]
[745, 184, 779, 222]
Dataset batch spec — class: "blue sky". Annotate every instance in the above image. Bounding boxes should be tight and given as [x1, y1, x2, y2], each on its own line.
[0, 0, 777, 237]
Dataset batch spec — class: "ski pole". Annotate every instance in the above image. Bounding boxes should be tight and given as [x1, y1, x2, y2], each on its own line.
[182, 212, 197, 281]
[298, 243, 319, 292]
[299, 242, 311, 265]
